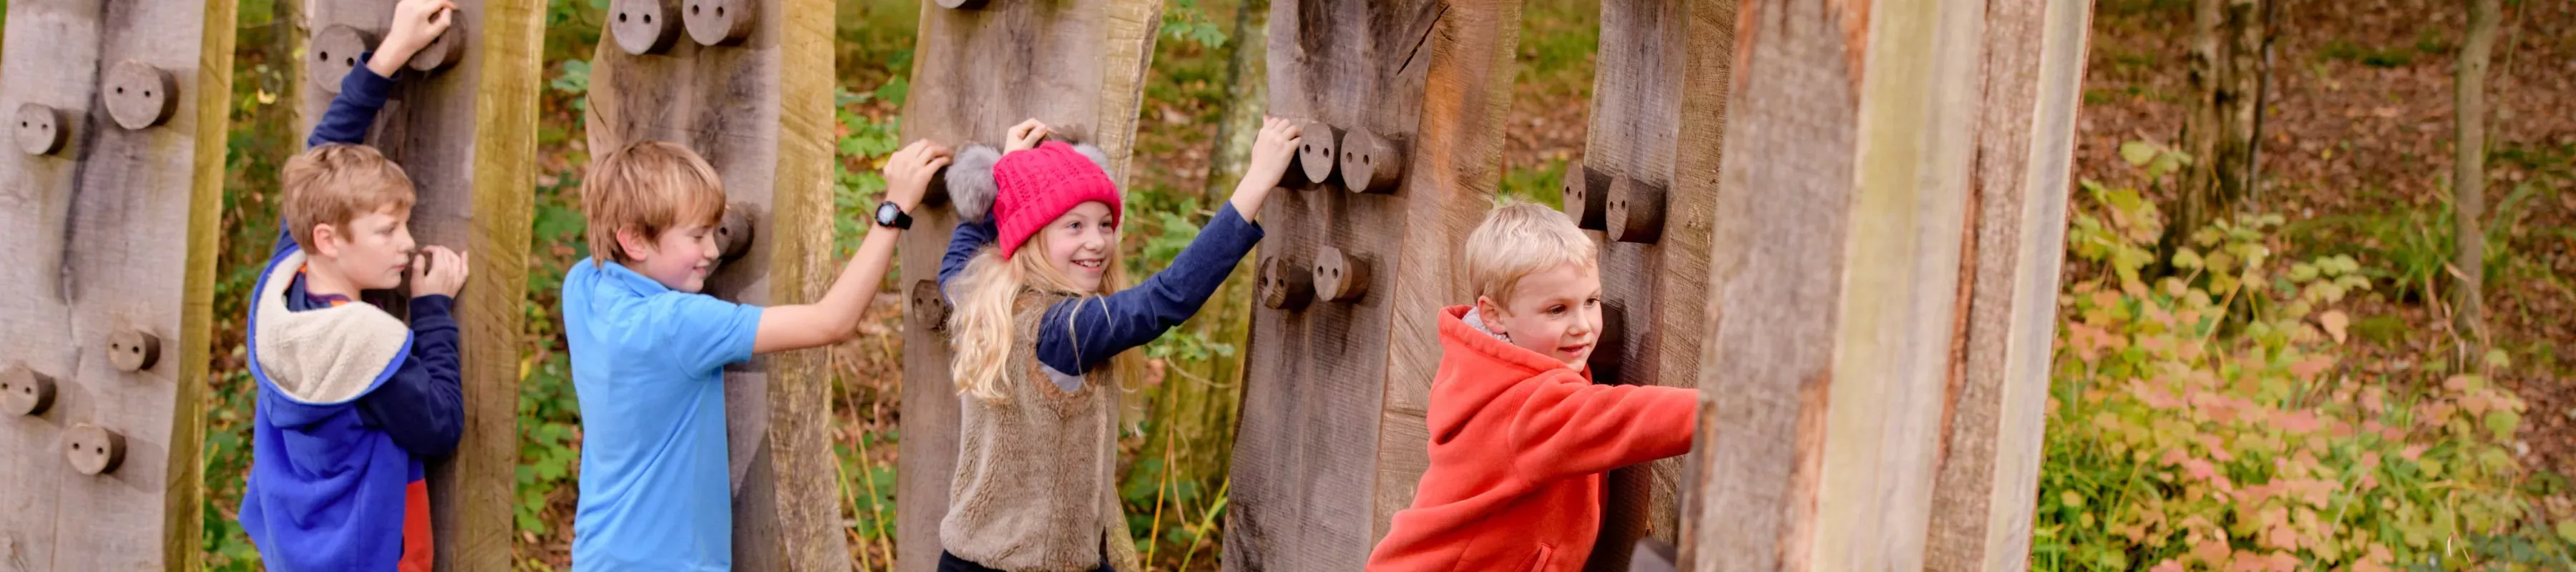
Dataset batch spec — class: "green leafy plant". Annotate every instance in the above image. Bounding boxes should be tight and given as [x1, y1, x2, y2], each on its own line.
[2033, 150, 2565, 571]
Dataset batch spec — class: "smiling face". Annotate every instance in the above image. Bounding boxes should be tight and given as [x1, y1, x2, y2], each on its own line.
[1036, 201, 1118, 292]
[619, 222, 721, 292]
[1476, 262, 1604, 369]
[312, 205, 419, 291]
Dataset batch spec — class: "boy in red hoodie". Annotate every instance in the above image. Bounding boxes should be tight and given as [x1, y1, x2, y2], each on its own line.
[1366, 202, 1699, 572]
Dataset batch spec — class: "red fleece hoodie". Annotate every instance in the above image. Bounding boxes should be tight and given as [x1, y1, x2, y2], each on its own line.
[1366, 305, 1699, 571]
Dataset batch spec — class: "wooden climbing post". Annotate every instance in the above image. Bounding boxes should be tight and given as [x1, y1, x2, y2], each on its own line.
[1566, 0, 1732, 568]
[0, 0, 235, 569]
[1221, 0, 1523, 569]
[1675, 0, 2092, 569]
[892, 0, 1163, 569]
[584, 0, 845, 568]
[292, 1, 542, 569]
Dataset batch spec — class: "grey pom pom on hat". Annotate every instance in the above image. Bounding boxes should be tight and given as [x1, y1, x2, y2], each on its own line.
[944, 141, 1117, 222]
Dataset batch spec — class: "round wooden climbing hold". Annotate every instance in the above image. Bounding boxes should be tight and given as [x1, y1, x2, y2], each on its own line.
[65, 424, 127, 476]
[14, 104, 68, 156]
[1, 363, 57, 417]
[716, 202, 758, 262]
[1294, 120, 1341, 187]
[107, 330, 161, 373]
[1313, 246, 1370, 302]
[610, 0, 684, 55]
[103, 61, 178, 130]
[1258, 255, 1313, 310]
[933, 0, 990, 9]
[308, 24, 378, 94]
[1559, 159, 1610, 231]
[909, 280, 952, 333]
[683, 0, 756, 46]
[1605, 177, 1667, 244]
[1337, 127, 1405, 194]
[409, 16, 466, 72]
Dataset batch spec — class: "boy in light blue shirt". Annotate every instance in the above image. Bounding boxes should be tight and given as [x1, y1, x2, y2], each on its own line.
[563, 139, 950, 571]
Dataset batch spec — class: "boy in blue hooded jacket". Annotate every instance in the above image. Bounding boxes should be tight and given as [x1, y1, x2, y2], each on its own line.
[237, 1, 467, 570]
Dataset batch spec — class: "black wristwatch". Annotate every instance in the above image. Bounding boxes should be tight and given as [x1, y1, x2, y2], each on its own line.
[874, 201, 914, 230]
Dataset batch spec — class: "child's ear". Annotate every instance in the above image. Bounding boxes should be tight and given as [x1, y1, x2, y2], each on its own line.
[310, 223, 343, 258]
[1475, 295, 1507, 335]
[613, 227, 656, 262]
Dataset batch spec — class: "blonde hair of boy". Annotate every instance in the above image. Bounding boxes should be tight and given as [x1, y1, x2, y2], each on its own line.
[282, 144, 418, 250]
[1462, 202, 1599, 303]
[580, 140, 728, 267]
[946, 231, 1148, 403]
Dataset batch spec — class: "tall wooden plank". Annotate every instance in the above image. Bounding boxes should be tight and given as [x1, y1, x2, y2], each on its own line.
[584, 0, 846, 567]
[293, 1, 539, 568]
[1568, 0, 1732, 568]
[0, 1, 233, 569]
[891, 1, 1163, 570]
[1679, 0, 1989, 568]
[1921, 0, 2090, 569]
[1220, 0, 1521, 569]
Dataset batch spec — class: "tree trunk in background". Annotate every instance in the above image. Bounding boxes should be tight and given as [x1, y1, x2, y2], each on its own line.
[2172, 0, 2263, 257]
[2454, 0, 2499, 359]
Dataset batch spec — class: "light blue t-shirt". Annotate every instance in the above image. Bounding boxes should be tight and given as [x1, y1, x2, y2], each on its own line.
[562, 258, 761, 571]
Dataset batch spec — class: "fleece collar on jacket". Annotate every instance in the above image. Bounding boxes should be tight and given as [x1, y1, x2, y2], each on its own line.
[250, 249, 412, 417]
[1435, 305, 1586, 396]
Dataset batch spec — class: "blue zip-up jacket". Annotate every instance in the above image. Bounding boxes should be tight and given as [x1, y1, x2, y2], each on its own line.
[937, 202, 1264, 383]
[238, 61, 461, 572]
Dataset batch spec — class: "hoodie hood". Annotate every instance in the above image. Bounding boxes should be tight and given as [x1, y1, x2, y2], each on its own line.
[1430, 305, 1588, 435]
[248, 249, 412, 428]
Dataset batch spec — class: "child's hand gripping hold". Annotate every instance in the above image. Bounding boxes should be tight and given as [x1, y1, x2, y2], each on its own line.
[409, 245, 469, 299]
[369, 0, 457, 77]
[1231, 117, 1303, 222]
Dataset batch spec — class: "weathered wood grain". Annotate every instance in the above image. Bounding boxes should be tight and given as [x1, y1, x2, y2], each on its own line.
[585, 0, 845, 566]
[1681, 0, 1989, 568]
[0, 1, 233, 569]
[894, 0, 1163, 569]
[293, 1, 540, 568]
[1221, 0, 1521, 569]
[1576, 0, 1732, 568]
[1921, 0, 2090, 569]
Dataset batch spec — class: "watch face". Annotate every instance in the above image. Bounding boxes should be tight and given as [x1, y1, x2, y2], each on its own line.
[877, 202, 899, 225]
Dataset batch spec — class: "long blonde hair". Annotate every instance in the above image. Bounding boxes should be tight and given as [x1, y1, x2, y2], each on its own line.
[948, 230, 1148, 402]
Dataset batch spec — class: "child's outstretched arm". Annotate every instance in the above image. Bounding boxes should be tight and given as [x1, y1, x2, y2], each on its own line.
[1033, 118, 1302, 375]
[936, 119, 1052, 296]
[1503, 373, 1697, 483]
[280, 0, 454, 255]
[752, 139, 949, 355]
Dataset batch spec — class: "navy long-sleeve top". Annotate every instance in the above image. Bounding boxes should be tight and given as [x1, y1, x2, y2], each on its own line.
[268, 61, 464, 457]
[938, 203, 1264, 384]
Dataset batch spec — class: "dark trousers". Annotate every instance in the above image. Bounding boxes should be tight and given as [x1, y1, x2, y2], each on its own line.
[938, 551, 1114, 572]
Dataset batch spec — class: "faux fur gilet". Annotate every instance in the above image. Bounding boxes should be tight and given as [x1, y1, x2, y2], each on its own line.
[940, 290, 1141, 572]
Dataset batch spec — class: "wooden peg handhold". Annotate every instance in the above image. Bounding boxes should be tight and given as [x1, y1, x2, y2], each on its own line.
[934, 0, 991, 9]
[103, 61, 178, 130]
[1313, 246, 1370, 302]
[1337, 127, 1405, 194]
[65, 424, 127, 475]
[14, 104, 69, 156]
[909, 280, 952, 332]
[1294, 121, 1342, 187]
[1258, 255, 1313, 310]
[683, 0, 756, 46]
[107, 330, 162, 373]
[1, 364, 57, 416]
[716, 202, 758, 262]
[610, 0, 683, 55]
[1560, 159, 1610, 231]
[309, 25, 379, 94]
[1605, 178, 1667, 244]
[409, 18, 466, 72]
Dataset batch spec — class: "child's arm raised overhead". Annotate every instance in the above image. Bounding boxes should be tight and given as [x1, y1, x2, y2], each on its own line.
[1502, 373, 1697, 483]
[1033, 118, 1302, 375]
[279, 0, 453, 256]
[751, 139, 950, 355]
[936, 119, 1050, 296]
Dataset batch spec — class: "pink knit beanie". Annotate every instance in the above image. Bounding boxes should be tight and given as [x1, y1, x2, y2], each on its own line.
[990, 141, 1122, 260]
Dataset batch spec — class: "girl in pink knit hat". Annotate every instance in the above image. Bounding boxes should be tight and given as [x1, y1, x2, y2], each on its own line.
[933, 117, 1301, 572]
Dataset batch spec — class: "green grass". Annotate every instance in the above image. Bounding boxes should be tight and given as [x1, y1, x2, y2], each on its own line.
[2320, 38, 2420, 68]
